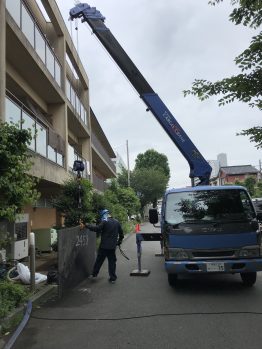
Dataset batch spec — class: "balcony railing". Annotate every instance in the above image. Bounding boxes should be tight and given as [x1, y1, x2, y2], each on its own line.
[92, 173, 109, 192]
[92, 133, 116, 173]
[6, 0, 62, 87]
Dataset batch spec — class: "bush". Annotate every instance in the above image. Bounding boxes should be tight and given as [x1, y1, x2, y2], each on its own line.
[122, 220, 135, 235]
[0, 281, 29, 318]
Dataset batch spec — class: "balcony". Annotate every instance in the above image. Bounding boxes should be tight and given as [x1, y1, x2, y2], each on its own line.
[92, 133, 116, 177]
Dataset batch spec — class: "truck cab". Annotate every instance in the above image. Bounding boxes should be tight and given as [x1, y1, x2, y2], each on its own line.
[150, 185, 262, 287]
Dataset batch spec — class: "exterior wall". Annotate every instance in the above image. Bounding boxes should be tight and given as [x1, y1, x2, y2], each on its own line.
[25, 206, 57, 230]
[2, 0, 116, 230]
[0, 0, 6, 119]
[220, 172, 258, 185]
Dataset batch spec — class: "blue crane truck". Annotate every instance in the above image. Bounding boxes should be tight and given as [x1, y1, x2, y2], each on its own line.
[70, 3, 262, 287]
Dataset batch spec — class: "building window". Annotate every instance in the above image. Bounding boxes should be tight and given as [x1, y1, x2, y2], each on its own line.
[66, 79, 71, 100]
[22, 111, 35, 151]
[70, 88, 76, 109]
[36, 123, 47, 157]
[68, 144, 89, 179]
[46, 45, 55, 78]
[68, 144, 75, 169]
[6, 96, 64, 167]
[6, 0, 21, 27]
[75, 95, 80, 116]
[57, 153, 63, 166]
[5, 97, 21, 125]
[35, 27, 46, 63]
[66, 78, 89, 128]
[55, 60, 61, 86]
[48, 145, 56, 162]
[80, 103, 85, 123]
[6, 0, 62, 88]
[21, 4, 35, 47]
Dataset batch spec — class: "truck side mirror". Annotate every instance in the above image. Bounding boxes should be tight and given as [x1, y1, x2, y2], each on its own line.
[149, 208, 158, 224]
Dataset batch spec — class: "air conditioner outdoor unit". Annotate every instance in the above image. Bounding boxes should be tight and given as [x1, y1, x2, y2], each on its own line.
[7, 214, 29, 260]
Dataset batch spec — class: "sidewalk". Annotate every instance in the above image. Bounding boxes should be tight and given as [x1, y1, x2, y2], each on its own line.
[0, 226, 138, 348]
[9, 223, 164, 349]
[0, 252, 58, 348]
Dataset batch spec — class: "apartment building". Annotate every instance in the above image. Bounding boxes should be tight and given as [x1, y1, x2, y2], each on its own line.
[0, 0, 116, 231]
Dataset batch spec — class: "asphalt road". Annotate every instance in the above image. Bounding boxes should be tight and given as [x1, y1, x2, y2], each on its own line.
[13, 223, 262, 349]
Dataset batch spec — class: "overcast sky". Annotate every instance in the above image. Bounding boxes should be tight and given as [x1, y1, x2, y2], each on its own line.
[55, 0, 261, 188]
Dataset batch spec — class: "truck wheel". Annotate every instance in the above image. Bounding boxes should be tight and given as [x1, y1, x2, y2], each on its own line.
[168, 273, 178, 287]
[240, 272, 257, 287]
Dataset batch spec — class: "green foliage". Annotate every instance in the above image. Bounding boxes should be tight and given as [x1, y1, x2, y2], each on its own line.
[254, 181, 262, 197]
[131, 167, 168, 208]
[237, 126, 262, 148]
[121, 220, 136, 235]
[133, 149, 170, 209]
[184, 1, 262, 147]
[244, 176, 257, 196]
[0, 122, 39, 221]
[234, 176, 257, 196]
[102, 182, 140, 225]
[0, 230, 11, 250]
[116, 166, 129, 188]
[116, 149, 170, 211]
[0, 281, 29, 318]
[117, 187, 140, 216]
[209, 1, 262, 29]
[135, 149, 170, 179]
[52, 177, 140, 233]
[52, 178, 95, 227]
[91, 191, 108, 222]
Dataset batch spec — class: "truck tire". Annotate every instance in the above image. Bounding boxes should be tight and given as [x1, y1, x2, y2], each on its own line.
[240, 272, 257, 287]
[168, 273, 178, 287]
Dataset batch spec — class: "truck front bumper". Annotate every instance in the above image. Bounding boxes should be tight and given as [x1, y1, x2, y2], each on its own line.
[165, 258, 262, 274]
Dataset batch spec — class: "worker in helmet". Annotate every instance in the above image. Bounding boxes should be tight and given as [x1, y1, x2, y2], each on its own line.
[80, 209, 124, 283]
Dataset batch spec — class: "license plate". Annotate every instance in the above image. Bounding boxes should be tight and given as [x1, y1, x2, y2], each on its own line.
[206, 262, 225, 272]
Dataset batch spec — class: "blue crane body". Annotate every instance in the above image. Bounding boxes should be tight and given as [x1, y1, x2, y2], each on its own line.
[70, 4, 262, 287]
[69, 3, 212, 186]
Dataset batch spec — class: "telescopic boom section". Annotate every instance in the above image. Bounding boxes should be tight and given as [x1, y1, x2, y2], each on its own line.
[69, 3, 212, 185]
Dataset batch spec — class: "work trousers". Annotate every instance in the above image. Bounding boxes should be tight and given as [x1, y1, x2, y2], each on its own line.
[93, 247, 117, 280]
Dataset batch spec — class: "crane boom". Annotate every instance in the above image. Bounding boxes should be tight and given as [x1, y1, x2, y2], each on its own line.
[69, 3, 212, 185]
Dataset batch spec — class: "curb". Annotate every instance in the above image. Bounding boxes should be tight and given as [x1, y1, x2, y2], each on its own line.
[0, 284, 58, 349]
[3, 301, 32, 349]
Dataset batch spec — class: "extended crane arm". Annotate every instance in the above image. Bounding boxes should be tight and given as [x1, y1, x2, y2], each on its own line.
[69, 3, 212, 185]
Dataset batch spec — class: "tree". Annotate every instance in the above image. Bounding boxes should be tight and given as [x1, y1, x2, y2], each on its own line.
[184, 0, 262, 147]
[116, 166, 129, 188]
[235, 176, 257, 196]
[131, 167, 168, 209]
[52, 178, 95, 227]
[135, 149, 170, 180]
[244, 176, 257, 196]
[0, 122, 39, 221]
[103, 180, 140, 222]
[254, 180, 262, 197]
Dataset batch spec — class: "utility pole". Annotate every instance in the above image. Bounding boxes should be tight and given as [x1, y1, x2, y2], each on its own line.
[126, 140, 130, 187]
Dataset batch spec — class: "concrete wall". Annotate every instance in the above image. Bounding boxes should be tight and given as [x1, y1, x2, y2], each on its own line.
[58, 226, 96, 297]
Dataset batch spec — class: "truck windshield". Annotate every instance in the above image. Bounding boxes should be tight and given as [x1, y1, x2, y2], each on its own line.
[165, 189, 255, 225]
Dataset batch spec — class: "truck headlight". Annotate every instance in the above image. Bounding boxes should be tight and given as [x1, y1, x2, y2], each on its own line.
[238, 247, 259, 258]
[169, 248, 189, 260]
